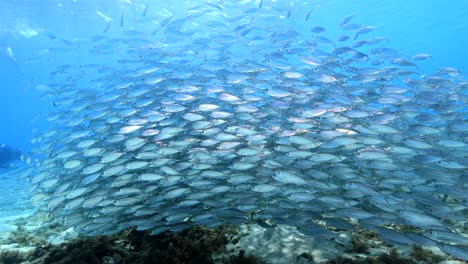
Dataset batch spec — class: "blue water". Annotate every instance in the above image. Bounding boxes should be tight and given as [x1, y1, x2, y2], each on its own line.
[0, 0, 467, 153]
[0, 2, 466, 262]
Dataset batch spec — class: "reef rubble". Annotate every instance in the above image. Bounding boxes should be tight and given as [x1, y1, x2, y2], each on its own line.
[0, 218, 464, 264]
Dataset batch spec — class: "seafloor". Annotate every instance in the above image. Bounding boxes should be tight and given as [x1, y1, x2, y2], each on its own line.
[0, 214, 465, 264]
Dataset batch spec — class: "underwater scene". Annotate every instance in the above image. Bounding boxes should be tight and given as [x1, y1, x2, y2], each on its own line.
[0, 0, 467, 263]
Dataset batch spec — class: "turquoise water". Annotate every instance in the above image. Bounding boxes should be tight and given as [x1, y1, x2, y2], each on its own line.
[0, 0, 467, 262]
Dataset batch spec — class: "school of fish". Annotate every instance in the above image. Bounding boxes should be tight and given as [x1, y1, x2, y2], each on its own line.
[19, 0, 467, 261]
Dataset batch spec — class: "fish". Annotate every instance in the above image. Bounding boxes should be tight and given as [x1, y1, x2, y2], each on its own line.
[339, 12, 359, 27]
[425, 230, 468, 245]
[437, 244, 468, 261]
[377, 227, 417, 246]
[413, 53, 432, 60]
[6, 46, 16, 62]
[353, 26, 376, 40]
[96, 10, 112, 22]
[311, 26, 326, 34]
[19, 2, 467, 262]
[5, 45, 24, 75]
[103, 20, 112, 33]
[204, 1, 223, 11]
[305, 6, 316, 22]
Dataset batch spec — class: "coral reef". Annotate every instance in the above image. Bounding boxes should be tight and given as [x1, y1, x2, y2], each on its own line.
[1, 225, 240, 264]
[348, 236, 370, 254]
[0, 250, 25, 264]
[223, 250, 266, 264]
[409, 245, 444, 263]
[325, 249, 417, 264]
[0, 222, 461, 264]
